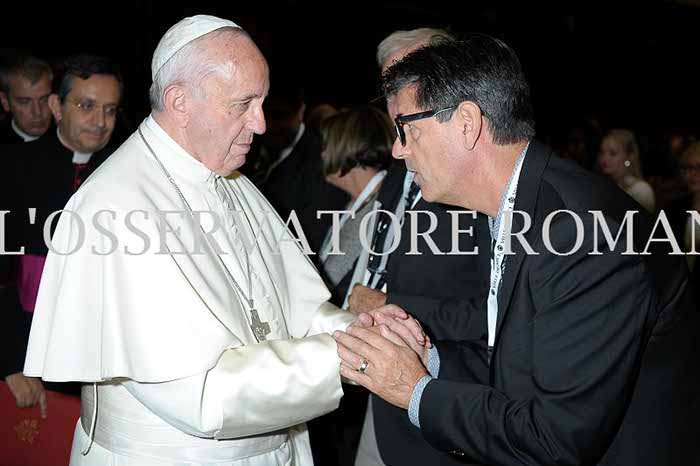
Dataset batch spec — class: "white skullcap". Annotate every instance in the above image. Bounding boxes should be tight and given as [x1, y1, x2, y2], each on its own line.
[151, 14, 240, 80]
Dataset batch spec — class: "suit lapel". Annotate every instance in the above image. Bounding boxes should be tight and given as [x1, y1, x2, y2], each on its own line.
[494, 141, 551, 348]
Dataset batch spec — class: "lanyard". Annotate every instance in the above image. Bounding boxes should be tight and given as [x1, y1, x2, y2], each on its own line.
[319, 170, 386, 261]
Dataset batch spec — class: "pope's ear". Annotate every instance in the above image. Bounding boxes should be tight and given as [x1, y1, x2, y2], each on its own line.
[162, 85, 189, 127]
[456, 101, 483, 151]
[48, 94, 62, 123]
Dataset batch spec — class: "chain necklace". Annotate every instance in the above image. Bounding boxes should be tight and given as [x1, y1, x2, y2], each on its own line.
[138, 128, 270, 342]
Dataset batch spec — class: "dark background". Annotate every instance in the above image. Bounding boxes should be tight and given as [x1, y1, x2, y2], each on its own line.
[2, 1, 699, 145]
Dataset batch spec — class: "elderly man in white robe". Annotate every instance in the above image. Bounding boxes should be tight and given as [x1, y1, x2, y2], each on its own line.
[22, 15, 427, 466]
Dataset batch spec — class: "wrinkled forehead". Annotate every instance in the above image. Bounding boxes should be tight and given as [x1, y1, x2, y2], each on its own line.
[213, 35, 269, 93]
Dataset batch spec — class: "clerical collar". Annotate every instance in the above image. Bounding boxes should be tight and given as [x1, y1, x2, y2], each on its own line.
[488, 141, 530, 241]
[55, 128, 94, 164]
[11, 119, 39, 142]
[143, 115, 217, 184]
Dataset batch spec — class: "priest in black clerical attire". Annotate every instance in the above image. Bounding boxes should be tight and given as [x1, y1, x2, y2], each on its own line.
[0, 53, 53, 287]
[1, 54, 122, 413]
[0, 53, 53, 148]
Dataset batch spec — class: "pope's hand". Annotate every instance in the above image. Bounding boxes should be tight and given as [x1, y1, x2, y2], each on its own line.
[370, 308, 431, 365]
[5, 373, 48, 418]
[350, 312, 374, 329]
[347, 284, 387, 314]
[364, 304, 429, 350]
[334, 325, 427, 410]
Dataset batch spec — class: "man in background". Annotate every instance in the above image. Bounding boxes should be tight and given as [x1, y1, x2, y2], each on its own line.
[0, 53, 53, 145]
[348, 28, 490, 466]
[2, 54, 122, 415]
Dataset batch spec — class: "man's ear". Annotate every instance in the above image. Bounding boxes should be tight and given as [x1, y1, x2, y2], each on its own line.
[456, 101, 483, 151]
[48, 94, 62, 123]
[163, 84, 189, 127]
[0, 92, 9, 112]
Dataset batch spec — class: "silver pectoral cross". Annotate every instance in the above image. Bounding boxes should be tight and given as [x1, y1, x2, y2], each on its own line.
[250, 309, 271, 341]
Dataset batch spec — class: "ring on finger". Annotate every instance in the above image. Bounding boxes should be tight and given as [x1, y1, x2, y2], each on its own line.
[358, 359, 369, 374]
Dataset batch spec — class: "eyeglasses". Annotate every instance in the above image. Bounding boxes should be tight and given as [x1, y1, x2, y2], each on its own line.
[393, 106, 456, 147]
[64, 98, 119, 118]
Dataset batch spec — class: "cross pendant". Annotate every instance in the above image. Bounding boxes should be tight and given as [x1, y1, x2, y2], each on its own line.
[250, 309, 271, 342]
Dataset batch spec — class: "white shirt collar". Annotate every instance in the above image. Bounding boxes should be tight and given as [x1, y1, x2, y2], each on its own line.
[12, 119, 39, 142]
[143, 114, 218, 184]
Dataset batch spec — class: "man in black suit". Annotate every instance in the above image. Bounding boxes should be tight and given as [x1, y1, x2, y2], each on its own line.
[335, 35, 698, 465]
[249, 82, 348, 254]
[348, 28, 490, 466]
[0, 52, 53, 418]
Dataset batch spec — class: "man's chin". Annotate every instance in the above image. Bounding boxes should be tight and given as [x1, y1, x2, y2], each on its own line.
[221, 154, 246, 175]
[79, 134, 110, 152]
[22, 124, 49, 137]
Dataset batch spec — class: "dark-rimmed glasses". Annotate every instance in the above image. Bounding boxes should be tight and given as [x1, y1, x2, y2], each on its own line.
[394, 106, 456, 146]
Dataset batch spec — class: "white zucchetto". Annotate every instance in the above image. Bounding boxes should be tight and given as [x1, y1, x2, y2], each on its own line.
[151, 14, 240, 80]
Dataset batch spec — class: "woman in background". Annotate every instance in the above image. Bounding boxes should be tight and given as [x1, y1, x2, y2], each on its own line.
[308, 106, 394, 466]
[317, 106, 394, 305]
[597, 128, 656, 212]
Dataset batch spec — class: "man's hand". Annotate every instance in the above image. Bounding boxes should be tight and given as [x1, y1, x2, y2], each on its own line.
[334, 325, 428, 410]
[368, 304, 429, 350]
[370, 309, 431, 365]
[5, 373, 48, 418]
[347, 284, 387, 314]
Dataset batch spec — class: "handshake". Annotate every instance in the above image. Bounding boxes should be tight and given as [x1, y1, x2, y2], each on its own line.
[333, 299, 432, 411]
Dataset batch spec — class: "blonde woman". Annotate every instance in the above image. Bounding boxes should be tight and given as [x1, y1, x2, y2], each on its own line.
[597, 129, 655, 212]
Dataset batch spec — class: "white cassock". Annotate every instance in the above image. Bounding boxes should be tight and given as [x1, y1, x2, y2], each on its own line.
[23, 115, 356, 465]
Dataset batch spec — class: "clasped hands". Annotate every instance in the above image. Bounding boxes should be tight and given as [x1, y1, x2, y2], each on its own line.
[336, 303, 431, 410]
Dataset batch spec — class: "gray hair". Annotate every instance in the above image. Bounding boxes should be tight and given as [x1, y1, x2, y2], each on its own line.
[149, 27, 244, 112]
[376, 27, 453, 68]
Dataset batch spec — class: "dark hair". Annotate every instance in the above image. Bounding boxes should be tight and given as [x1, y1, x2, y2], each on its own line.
[263, 79, 305, 118]
[53, 54, 123, 102]
[382, 34, 535, 145]
[0, 52, 52, 93]
[320, 106, 394, 176]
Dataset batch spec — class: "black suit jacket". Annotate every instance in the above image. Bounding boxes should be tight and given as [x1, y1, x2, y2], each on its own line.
[258, 128, 348, 255]
[418, 141, 699, 465]
[371, 164, 491, 466]
[664, 195, 693, 249]
[6, 131, 112, 255]
[0, 123, 23, 147]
